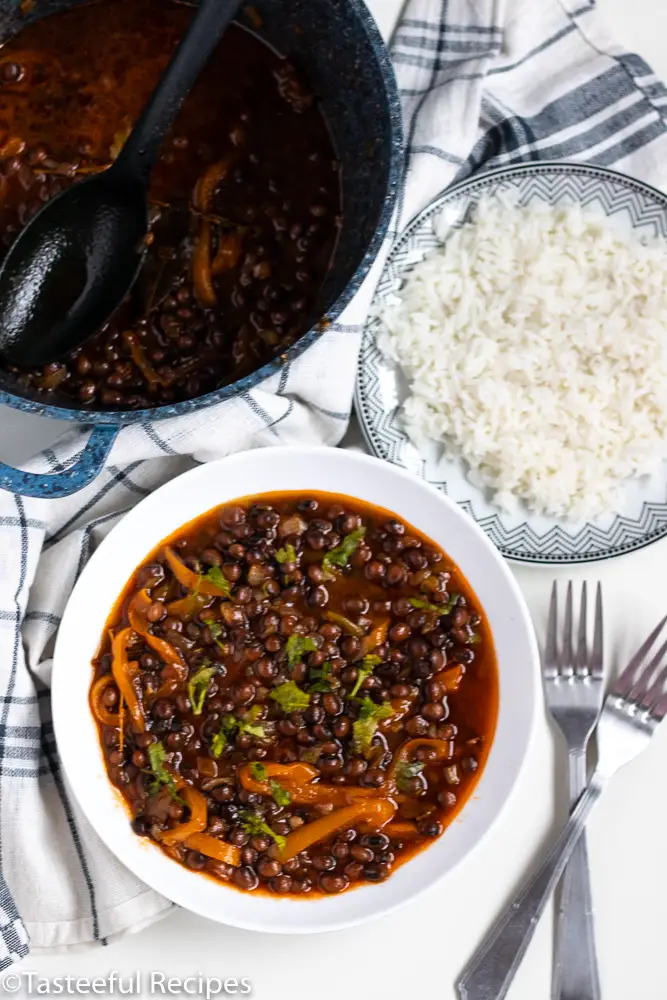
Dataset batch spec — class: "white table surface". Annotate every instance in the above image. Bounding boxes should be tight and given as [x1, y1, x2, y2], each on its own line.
[7, 1, 667, 997]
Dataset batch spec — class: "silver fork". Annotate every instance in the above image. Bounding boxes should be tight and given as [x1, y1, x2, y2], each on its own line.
[457, 613, 667, 1000]
[544, 582, 603, 1000]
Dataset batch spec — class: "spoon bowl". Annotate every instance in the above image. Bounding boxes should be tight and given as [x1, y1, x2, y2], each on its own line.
[0, 168, 147, 366]
[0, 0, 242, 369]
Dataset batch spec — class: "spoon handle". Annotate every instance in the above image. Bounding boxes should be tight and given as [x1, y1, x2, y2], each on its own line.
[115, 0, 242, 183]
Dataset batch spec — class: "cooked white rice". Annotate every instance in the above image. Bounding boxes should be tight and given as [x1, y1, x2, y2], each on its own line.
[377, 194, 667, 520]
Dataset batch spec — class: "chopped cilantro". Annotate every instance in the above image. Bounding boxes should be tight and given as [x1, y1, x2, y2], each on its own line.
[187, 663, 216, 715]
[250, 762, 268, 782]
[249, 762, 291, 806]
[395, 760, 425, 793]
[409, 595, 458, 615]
[240, 810, 286, 851]
[285, 634, 318, 670]
[270, 680, 310, 713]
[300, 746, 324, 764]
[321, 527, 366, 579]
[308, 661, 339, 693]
[352, 698, 394, 756]
[211, 709, 265, 757]
[202, 564, 232, 597]
[349, 654, 382, 699]
[147, 741, 182, 801]
[276, 543, 297, 565]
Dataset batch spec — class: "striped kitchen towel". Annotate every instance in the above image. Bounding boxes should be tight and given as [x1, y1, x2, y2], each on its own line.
[3, 0, 667, 967]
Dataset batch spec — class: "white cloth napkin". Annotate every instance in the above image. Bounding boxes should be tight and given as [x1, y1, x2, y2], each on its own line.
[2, 0, 667, 967]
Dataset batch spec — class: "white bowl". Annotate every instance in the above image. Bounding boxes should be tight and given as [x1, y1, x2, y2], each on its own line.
[52, 446, 539, 934]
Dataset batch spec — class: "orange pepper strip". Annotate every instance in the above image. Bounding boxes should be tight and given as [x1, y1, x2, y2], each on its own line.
[184, 833, 241, 867]
[111, 629, 145, 731]
[157, 786, 207, 846]
[164, 547, 231, 598]
[128, 589, 186, 674]
[386, 738, 451, 795]
[90, 674, 121, 727]
[277, 799, 397, 863]
[238, 762, 318, 795]
[383, 821, 420, 839]
[211, 232, 243, 275]
[129, 337, 170, 388]
[359, 620, 389, 658]
[238, 763, 378, 806]
[166, 592, 211, 619]
[193, 158, 231, 212]
[192, 221, 216, 307]
[433, 664, 464, 693]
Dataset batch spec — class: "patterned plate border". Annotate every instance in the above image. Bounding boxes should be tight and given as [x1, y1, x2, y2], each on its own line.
[355, 161, 667, 564]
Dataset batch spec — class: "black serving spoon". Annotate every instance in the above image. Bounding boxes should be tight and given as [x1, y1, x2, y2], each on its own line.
[0, 0, 242, 368]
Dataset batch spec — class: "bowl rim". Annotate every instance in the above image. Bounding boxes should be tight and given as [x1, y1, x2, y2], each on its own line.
[52, 446, 540, 933]
[0, 2, 404, 425]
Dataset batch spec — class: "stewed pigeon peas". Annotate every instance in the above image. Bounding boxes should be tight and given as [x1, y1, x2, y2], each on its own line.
[91, 493, 498, 896]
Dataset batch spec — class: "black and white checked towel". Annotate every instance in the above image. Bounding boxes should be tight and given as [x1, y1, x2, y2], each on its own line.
[3, 0, 667, 967]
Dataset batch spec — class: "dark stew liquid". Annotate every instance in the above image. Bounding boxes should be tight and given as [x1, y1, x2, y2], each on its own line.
[92, 493, 498, 896]
[0, 0, 340, 408]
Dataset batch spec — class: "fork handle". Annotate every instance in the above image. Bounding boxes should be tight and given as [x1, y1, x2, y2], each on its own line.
[456, 774, 606, 1000]
[551, 751, 601, 1000]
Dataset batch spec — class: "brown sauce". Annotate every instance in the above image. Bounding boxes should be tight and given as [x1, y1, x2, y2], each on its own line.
[0, 0, 341, 408]
[91, 492, 498, 897]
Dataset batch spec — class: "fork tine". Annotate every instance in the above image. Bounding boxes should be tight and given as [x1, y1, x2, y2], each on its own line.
[562, 581, 574, 676]
[544, 582, 558, 676]
[591, 583, 603, 678]
[613, 614, 667, 699]
[628, 636, 667, 703]
[636, 641, 667, 712]
[575, 581, 588, 675]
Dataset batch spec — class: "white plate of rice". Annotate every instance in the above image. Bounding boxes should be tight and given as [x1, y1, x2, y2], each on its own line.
[355, 162, 667, 564]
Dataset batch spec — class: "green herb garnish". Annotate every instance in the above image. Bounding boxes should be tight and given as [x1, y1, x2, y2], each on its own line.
[211, 708, 265, 757]
[240, 810, 286, 851]
[270, 781, 291, 807]
[270, 680, 310, 713]
[187, 662, 216, 715]
[308, 661, 339, 693]
[285, 634, 318, 670]
[321, 527, 366, 579]
[352, 697, 394, 756]
[147, 741, 183, 801]
[250, 762, 268, 781]
[275, 543, 297, 565]
[409, 595, 458, 615]
[395, 760, 425, 794]
[300, 746, 324, 764]
[349, 654, 382, 699]
[202, 564, 232, 597]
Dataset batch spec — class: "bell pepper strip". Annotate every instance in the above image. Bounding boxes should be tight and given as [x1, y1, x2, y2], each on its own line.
[90, 674, 121, 727]
[192, 220, 216, 307]
[164, 547, 231, 598]
[383, 697, 415, 731]
[167, 592, 211, 619]
[125, 331, 169, 388]
[237, 762, 378, 806]
[184, 833, 241, 867]
[276, 799, 397, 863]
[238, 762, 318, 794]
[387, 738, 451, 795]
[211, 231, 243, 275]
[433, 664, 464, 693]
[358, 620, 389, 659]
[147, 680, 179, 702]
[322, 611, 365, 638]
[111, 628, 145, 731]
[382, 821, 420, 839]
[193, 158, 231, 212]
[128, 588, 186, 673]
[118, 698, 125, 753]
[156, 785, 207, 846]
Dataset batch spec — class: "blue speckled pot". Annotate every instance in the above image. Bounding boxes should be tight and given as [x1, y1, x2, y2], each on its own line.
[0, 0, 404, 498]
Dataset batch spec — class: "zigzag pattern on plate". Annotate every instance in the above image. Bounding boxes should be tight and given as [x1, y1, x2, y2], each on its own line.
[356, 163, 667, 564]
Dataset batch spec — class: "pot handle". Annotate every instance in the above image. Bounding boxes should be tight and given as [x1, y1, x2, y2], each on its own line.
[0, 424, 120, 499]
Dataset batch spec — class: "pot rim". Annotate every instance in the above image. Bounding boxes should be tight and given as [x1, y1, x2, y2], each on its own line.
[0, 0, 404, 426]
